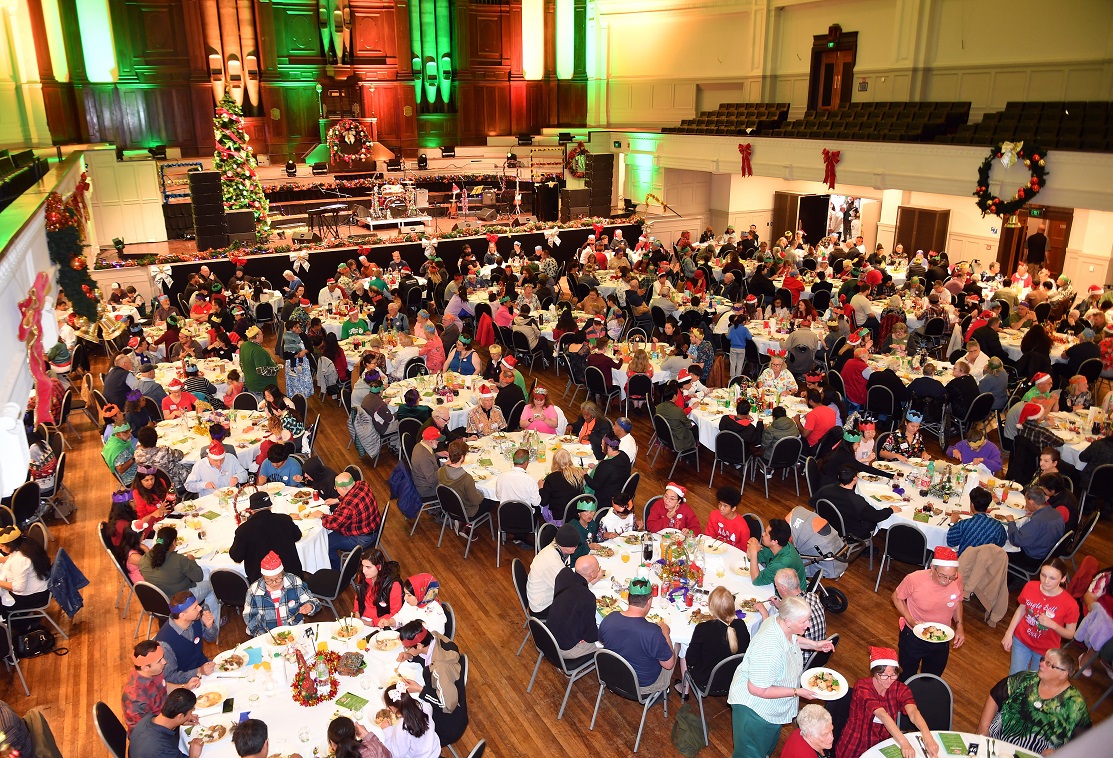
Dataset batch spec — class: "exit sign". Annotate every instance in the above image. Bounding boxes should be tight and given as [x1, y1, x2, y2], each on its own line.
[1028, 208, 1042, 217]
[827, 41, 835, 48]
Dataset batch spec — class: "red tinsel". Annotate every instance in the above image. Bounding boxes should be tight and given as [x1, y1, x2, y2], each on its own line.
[738, 143, 753, 177]
[18, 273, 53, 425]
[822, 148, 841, 190]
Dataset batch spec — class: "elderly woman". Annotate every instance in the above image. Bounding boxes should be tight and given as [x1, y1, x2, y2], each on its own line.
[519, 387, 559, 434]
[465, 385, 506, 437]
[979, 356, 1010, 410]
[946, 426, 1002, 474]
[688, 328, 716, 383]
[1065, 375, 1091, 411]
[756, 351, 799, 395]
[727, 596, 833, 758]
[782, 705, 835, 758]
[418, 323, 446, 373]
[880, 411, 928, 463]
[835, 647, 939, 758]
[976, 648, 1090, 755]
[569, 401, 607, 459]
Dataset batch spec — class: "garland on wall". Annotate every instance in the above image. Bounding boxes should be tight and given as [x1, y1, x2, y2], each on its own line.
[44, 172, 99, 321]
[565, 141, 590, 178]
[260, 174, 563, 196]
[326, 119, 372, 165]
[973, 141, 1048, 218]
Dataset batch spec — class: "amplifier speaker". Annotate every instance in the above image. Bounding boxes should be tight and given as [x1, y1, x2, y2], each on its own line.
[292, 231, 321, 243]
[195, 233, 229, 251]
[225, 209, 256, 234]
[228, 231, 256, 244]
[476, 208, 498, 222]
[481, 190, 497, 207]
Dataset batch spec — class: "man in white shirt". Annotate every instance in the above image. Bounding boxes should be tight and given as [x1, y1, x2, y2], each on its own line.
[317, 279, 344, 308]
[389, 334, 421, 381]
[578, 236, 597, 265]
[650, 274, 678, 315]
[849, 281, 874, 327]
[612, 417, 638, 463]
[526, 523, 580, 614]
[495, 448, 541, 508]
[961, 339, 989, 380]
[184, 441, 247, 497]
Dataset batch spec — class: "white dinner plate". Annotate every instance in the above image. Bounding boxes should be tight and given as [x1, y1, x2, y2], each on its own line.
[913, 622, 954, 643]
[800, 667, 848, 700]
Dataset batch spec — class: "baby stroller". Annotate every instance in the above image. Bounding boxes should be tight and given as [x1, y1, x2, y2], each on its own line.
[788, 505, 850, 613]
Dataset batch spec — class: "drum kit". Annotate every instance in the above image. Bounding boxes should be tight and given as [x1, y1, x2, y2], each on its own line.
[370, 179, 420, 219]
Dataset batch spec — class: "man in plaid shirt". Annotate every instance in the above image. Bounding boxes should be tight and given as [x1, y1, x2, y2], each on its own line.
[243, 551, 321, 637]
[306, 472, 382, 570]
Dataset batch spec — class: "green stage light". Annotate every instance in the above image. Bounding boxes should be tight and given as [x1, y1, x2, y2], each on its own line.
[76, 0, 117, 82]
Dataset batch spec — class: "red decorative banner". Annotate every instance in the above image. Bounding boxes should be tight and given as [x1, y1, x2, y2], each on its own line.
[19, 273, 53, 425]
[822, 148, 841, 190]
[738, 143, 753, 177]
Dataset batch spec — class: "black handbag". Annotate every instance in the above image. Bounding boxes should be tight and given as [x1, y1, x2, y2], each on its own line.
[14, 628, 66, 659]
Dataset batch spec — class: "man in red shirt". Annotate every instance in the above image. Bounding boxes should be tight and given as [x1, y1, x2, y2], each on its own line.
[796, 389, 837, 454]
[304, 471, 382, 570]
[121, 640, 187, 732]
[891, 546, 966, 680]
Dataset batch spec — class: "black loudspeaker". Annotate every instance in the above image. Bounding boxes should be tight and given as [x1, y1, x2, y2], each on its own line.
[196, 233, 229, 252]
[225, 209, 256, 234]
[476, 208, 498, 222]
[558, 132, 573, 144]
[312, 162, 329, 175]
[386, 154, 402, 171]
[292, 231, 321, 243]
[441, 146, 455, 158]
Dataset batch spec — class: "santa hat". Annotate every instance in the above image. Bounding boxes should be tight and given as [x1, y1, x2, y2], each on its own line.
[167, 378, 183, 390]
[501, 356, 518, 370]
[869, 646, 900, 668]
[1089, 285, 1104, 295]
[260, 551, 283, 577]
[745, 295, 757, 303]
[932, 546, 959, 567]
[207, 441, 226, 459]
[327, 278, 336, 285]
[677, 369, 694, 384]
[847, 332, 862, 345]
[665, 482, 686, 499]
[1017, 402, 1044, 427]
[128, 336, 140, 349]
[1033, 372, 1052, 386]
[478, 384, 492, 397]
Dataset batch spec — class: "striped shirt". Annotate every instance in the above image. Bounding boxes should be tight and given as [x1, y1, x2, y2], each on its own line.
[728, 616, 804, 724]
[947, 512, 1008, 555]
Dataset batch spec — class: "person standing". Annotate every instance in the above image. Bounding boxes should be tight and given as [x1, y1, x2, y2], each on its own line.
[1001, 558, 1078, 674]
[1026, 224, 1048, 267]
[239, 325, 280, 397]
[891, 546, 966, 680]
[229, 491, 303, 582]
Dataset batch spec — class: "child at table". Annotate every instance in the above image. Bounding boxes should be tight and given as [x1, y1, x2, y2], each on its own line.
[222, 369, 243, 407]
[625, 349, 654, 410]
[704, 486, 749, 548]
[853, 420, 878, 464]
[256, 415, 293, 467]
[600, 493, 642, 538]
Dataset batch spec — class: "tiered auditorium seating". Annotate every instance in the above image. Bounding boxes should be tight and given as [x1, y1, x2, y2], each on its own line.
[662, 103, 790, 135]
[939, 101, 1113, 152]
[0, 149, 51, 213]
[765, 102, 970, 142]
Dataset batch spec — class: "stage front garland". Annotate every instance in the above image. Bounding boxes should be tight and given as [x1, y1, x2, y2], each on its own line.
[327, 119, 373, 165]
[973, 141, 1048, 218]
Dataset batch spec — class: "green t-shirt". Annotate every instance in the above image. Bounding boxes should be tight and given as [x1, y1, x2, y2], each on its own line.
[340, 319, 370, 340]
[754, 543, 807, 589]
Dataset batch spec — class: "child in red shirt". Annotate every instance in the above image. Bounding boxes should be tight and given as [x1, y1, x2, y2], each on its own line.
[1002, 558, 1079, 674]
[703, 486, 750, 548]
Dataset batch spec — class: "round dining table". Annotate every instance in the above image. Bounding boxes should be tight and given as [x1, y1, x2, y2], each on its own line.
[176, 620, 419, 757]
[154, 408, 269, 469]
[146, 319, 211, 354]
[381, 372, 480, 429]
[462, 430, 589, 499]
[339, 335, 427, 375]
[689, 386, 809, 453]
[862, 729, 1032, 758]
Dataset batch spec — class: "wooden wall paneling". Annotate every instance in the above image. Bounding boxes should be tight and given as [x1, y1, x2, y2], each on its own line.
[510, 80, 548, 136]
[242, 116, 268, 150]
[349, 2, 398, 65]
[272, 1, 327, 64]
[254, 0, 280, 72]
[468, 4, 506, 66]
[394, 0, 414, 78]
[555, 78, 586, 127]
[40, 84, 81, 144]
[124, 0, 192, 73]
[262, 84, 321, 158]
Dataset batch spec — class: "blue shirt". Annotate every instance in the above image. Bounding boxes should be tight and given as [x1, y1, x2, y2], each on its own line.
[259, 457, 303, 487]
[728, 323, 753, 349]
[128, 714, 185, 758]
[599, 612, 673, 687]
[1008, 506, 1066, 560]
[946, 512, 1008, 555]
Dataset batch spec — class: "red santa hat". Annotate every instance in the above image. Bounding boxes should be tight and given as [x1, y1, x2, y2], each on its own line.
[260, 551, 284, 577]
[745, 294, 757, 303]
[128, 336, 140, 349]
[931, 546, 959, 567]
[501, 356, 518, 370]
[1033, 372, 1052, 386]
[167, 378, 183, 390]
[665, 482, 686, 499]
[1017, 402, 1044, 427]
[869, 646, 900, 668]
[1089, 285, 1104, 295]
[207, 441, 226, 459]
[847, 332, 862, 345]
[478, 384, 492, 397]
[677, 369, 694, 384]
[327, 278, 337, 285]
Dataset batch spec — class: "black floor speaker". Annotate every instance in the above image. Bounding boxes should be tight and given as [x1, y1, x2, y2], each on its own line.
[476, 208, 498, 222]
[292, 231, 321, 243]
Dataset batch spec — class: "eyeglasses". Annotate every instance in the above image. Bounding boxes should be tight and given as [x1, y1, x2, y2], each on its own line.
[934, 571, 959, 582]
[1041, 660, 1069, 672]
[875, 672, 899, 680]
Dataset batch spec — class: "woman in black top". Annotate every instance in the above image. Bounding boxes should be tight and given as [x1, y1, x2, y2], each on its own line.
[680, 586, 750, 696]
[538, 449, 586, 521]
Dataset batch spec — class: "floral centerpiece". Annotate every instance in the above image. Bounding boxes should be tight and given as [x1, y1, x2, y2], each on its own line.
[655, 531, 704, 595]
[291, 647, 341, 707]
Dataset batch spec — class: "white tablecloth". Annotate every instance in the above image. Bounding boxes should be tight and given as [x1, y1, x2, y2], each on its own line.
[999, 327, 1069, 364]
[1045, 410, 1097, 468]
[862, 730, 1029, 758]
[154, 358, 235, 397]
[177, 621, 413, 757]
[155, 409, 268, 469]
[380, 372, 479, 429]
[462, 430, 591, 499]
[339, 336, 427, 374]
[689, 389, 809, 453]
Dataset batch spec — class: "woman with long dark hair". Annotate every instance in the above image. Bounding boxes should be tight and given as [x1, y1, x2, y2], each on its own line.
[323, 332, 350, 383]
[0, 527, 50, 617]
[355, 548, 403, 628]
[326, 715, 390, 758]
[138, 526, 217, 615]
[112, 525, 146, 584]
[371, 684, 439, 758]
[132, 465, 175, 522]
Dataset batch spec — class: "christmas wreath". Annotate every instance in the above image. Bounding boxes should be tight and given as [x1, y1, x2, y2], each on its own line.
[973, 141, 1048, 218]
[291, 650, 341, 707]
[327, 119, 373, 165]
[565, 141, 590, 178]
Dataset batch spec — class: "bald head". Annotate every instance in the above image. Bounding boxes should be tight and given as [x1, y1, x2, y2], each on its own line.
[575, 555, 601, 584]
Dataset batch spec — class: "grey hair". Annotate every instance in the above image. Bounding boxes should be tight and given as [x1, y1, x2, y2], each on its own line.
[773, 567, 801, 593]
[797, 704, 832, 738]
[779, 595, 811, 623]
[1026, 487, 1049, 507]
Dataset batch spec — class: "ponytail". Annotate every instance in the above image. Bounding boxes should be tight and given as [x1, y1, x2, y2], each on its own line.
[149, 526, 177, 569]
[383, 686, 429, 739]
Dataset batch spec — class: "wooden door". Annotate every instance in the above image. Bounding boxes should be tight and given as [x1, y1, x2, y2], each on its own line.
[997, 207, 1073, 275]
[772, 192, 802, 245]
[1045, 218, 1069, 274]
[895, 206, 950, 256]
[817, 50, 854, 111]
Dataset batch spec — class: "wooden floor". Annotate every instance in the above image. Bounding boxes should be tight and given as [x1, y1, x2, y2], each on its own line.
[17, 346, 1113, 758]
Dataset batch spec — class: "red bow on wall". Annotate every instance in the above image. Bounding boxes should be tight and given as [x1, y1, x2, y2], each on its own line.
[230, 254, 248, 267]
[485, 233, 499, 244]
[738, 143, 753, 177]
[822, 148, 841, 190]
[592, 223, 604, 238]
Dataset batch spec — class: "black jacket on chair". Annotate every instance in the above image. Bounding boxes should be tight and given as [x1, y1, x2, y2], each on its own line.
[229, 509, 303, 582]
[809, 483, 893, 540]
[585, 452, 631, 511]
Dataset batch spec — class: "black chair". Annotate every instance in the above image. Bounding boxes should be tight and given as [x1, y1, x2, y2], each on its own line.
[804, 456, 821, 497]
[437, 485, 495, 559]
[511, 331, 546, 374]
[709, 430, 748, 490]
[209, 569, 249, 639]
[804, 632, 840, 670]
[642, 495, 663, 527]
[741, 513, 764, 542]
[812, 289, 832, 314]
[506, 399, 527, 432]
[561, 494, 598, 525]
[442, 601, 457, 640]
[465, 740, 486, 758]
[685, 652, 746, 745]
[815, 498, 874, 568]
[404, 357, 429, 378]
[397, 417, 424, 453]
[511, 558, 533, 655]
[750, 436, 803, 497]
[649, 414, 700, 479]
[536, 522, 558, 552]
[625, 373, 655, 417]
[865, 385, 897, 419]
[497, 500, 537, 568]
[813, 426, 844, 461]
[344, 464, 364, 482]
[921, 317, 947, 356]
[1077, 358, 1103, 385]
[621, 472, 641, 501]
[291, 393, 308, 423]
[1007, 530, 1075, 583]
[232, 393, 259, 411]
[10, 481, 42, 530]
[590, 649, 669, 753]
[899, 673, 953, 731]
[951, 392, 996, 446]
[98, 521, 135, 618]
[874, 523, 929, 592]
[94, 702, 127, 758]
[1034, 301, 1051, 323]
[585, 366, 620, 416]
[527, 617, 597, 719]
[133, 582, 172, 639]
[1062, 512, 1101, 570]
[305, 546, 364, 619]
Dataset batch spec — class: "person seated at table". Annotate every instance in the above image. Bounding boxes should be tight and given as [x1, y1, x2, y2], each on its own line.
[365, 685, 439, 758]
[976, 647, 1090, 755]
[385, 573, 447, 635]
[181, 362, 218, 406]
[579, 287, 606, 317]
[945, 485, 1008, 555]
[436, 439, 497, 525]
[763, 294, 791, 321]
[756, 351, 799, 395]
[122, 640, 177, 734]
[703, 486, 749, 548]
[1008, 299, 1038, 329]
[676, 585, 750, 700]
[648, 482, 702, 533]
[188, 292, 212, 322]
[947, 426, 1002, 474]
[228, 490, 302, 584]
[131, 464, 176, 522]
[101, 419, 140, 485]
[599, 493, 641, 538]
[1061, 374, 1091, 411]
[0, 526, 50, 620]
[599, 577, 676, 696]
[1008, 486, 1066, 565]
[880, 411, 928, 463]
[444, 335, 480, 376]
[544, 554, 603, 663]
[395, 620, 468, 750]
[184, 441, 247, 497]
[760, 406, 801, 462]
[204, 330, 235, 363]
[621, 349, 654, 408]
[159, 378, 198, 420]
[463, 384, 505, 439]
[569, 400, 607, 459]
[853, 419, 880, 463]
[746, 518, 807, 590]
[1039, 473, 1079, 530]
[149, 590, 218, 692]
[654, 319, 682, 348]
[256, 443, 303, 487]
[945, 360, 981, 420]
[582, 435, 631, 518]
[865, 356, 909, 410]
[417, 322, 446, 373]
[392, 389, 430, 427]
[139, 526, 218, 620]
[243, 551, 321, 637]
[811, 466, 893, 540]
[834, 646, 940, 758]
[719, 398, 764, 456]
[519, 387, 558, 434]
[354, 548, 403, 628]
[255, 414, 293, 467]
[410, 309, 431, 338]
[566, 498, 603, 562]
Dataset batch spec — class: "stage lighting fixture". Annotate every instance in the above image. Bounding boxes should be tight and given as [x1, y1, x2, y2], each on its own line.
[285, 160, 297, 177]
[506, 151, 518, 167]
[441, 146, 455, 158]
[148, 145, 167, 160]
[417, 154, 428, 169]
[312, 162, 329, 176]
[558, 132, 573, 144]
[517, 134, 533, 146]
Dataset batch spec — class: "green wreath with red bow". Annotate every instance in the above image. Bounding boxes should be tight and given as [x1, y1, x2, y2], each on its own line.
[565, 141, 590, 178]
[973, 141, 1048, 218]
[327, 119, 372, 165]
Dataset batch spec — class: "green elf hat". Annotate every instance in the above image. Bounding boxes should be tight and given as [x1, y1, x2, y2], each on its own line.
[628, 577, 653, 596]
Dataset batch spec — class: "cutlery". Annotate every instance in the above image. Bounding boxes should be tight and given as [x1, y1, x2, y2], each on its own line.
[915, 734, 928, 757]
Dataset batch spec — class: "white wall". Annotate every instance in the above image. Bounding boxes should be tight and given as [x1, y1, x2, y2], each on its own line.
[0, 0, 51, 148]
[86, 148, 169, 246]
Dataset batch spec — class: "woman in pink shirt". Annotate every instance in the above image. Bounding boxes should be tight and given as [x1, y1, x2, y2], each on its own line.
[493, 298, 515, 328]
[519, 387, 558, 433]
[418, 323, 445, 372]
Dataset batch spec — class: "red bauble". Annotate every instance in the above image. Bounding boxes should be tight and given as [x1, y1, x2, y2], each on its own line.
[1017, 189, 1025, 198]
[1031, 154, 1040, 161]
[69, 257, 87, 270]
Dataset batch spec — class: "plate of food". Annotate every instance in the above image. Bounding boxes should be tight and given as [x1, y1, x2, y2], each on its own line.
[269, 629, 297, 646]
[647, 613, 664, 624]
[800, 667, 847, 700]
[872, 493, 902, 503]
[290, 490, 314, 502]
[703, 541, 728, 555]
[213, 651, 244, 672]
[263, 482, 286, 494]
[373, 632, 402, 652]
[592, 546, 615, 558]
[334, 619, 362, 640]
[186, 722, 230, 744]
[731, 564, 750, 576]
[913, 623, 954, 643]
[194, 691, 224, 709]
[336, 652, 367, 676]
[596, 595, 622, 617]
[374, 708, 400, 727]
[622, 533, 643, 545]
[689, 608, 714, 624]
[736, 597, 761, 614]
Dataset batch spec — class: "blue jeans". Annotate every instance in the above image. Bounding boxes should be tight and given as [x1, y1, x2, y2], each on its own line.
[327, 531, 377, 570]
[1009, 636, 1043, 674]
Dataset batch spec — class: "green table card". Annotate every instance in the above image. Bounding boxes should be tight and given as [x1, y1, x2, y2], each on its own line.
[938, 733, 968, 755]
[335, 692, 369, 711]
[478, 458, 493, 467]
[878, 744, 904, 758]
[200, 511, 222, 520]
[1015, 752, 1038, 758]
[913, 511, 931, 523]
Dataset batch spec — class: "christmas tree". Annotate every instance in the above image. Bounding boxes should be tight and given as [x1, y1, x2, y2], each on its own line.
[213, 92, 270, 239]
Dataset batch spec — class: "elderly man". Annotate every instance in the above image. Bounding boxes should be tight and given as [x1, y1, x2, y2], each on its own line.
[411, 426, 443, 501]
[383, 301, 409, 333]
[340, 308, 370, 340]
[318, 278, 344, 308]
[155, 591, 218, 685]
[229, 491, 303, 582]
[421, 404, 466, 446]
[128, 688, 204, 758]
[495, 448, 540, 508]
[754, 567, 828, 644]
[103, 422, 139, 485]
[546, 554, 602, 661]
[600, 577, 676, 694]
[184, 441, 247, 497]
[243, 552, 321, 636]
[304, 472, 382, 570]
[1007, 486, 1066, 566]
[891, 546, 966, 680]
[612, 417, 637, 462]
[239, 325, 280, 396]
[440, 313, 461, 353]
[466, 384, 507, 438]
[526, 522, 580, 615]
[104, 353, 140, 407]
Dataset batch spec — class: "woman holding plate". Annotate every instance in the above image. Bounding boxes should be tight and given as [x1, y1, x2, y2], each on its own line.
[834, 647, 939, 758]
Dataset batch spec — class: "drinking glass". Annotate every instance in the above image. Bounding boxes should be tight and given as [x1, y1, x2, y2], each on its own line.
[246, 668, 257, 684]
[298, 727, 311, 743]
[621, 552, 631, 564]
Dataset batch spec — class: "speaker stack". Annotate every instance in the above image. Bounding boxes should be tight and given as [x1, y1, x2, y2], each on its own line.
[559, 188, 589, 223]
[189, 170, 229, 251]
[225, 209, 256, 244]
[585, 153, 614, 218]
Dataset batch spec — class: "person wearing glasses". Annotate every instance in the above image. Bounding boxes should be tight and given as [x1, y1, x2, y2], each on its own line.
[834, 646, 939, 758]
[890, 546, 966, 681]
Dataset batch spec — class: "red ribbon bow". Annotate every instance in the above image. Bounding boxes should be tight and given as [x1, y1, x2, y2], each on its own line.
[230, 254, 248, 267]
[19, 273, 53, 425]
[485, 233, 498, 244]
[822, 148, 841, 190]
[592, 223, 604, 238]
[738, 143, 753, 177]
